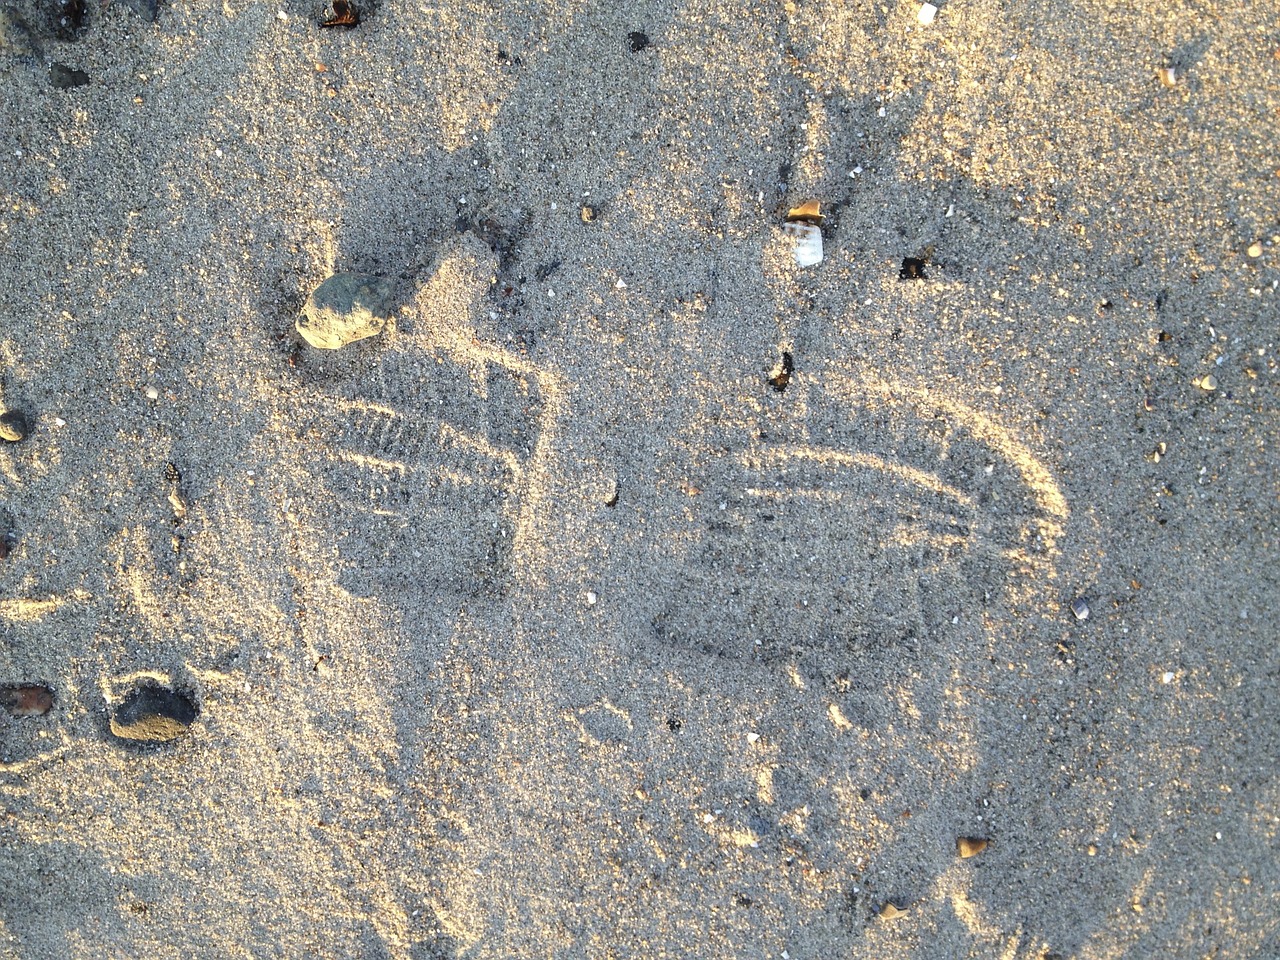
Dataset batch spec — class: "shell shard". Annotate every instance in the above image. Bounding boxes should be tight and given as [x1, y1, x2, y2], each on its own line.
[784, 222, 823, 267]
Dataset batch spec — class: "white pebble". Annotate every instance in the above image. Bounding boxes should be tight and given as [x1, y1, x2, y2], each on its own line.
[585, 590, 598, 606]
[746, 732, 760, 744]
[917, 2, 937, 25]
[1162, 672, 1175, 684]
[145, 386, 159, 400]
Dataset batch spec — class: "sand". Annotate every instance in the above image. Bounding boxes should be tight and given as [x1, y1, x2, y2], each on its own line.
[1, 0, 1277, 956]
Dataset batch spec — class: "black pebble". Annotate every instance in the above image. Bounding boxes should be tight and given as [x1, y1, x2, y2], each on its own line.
[0, 411, 28, 442]
[49, 63, 90, 89]
[627, 31, 649, 52]
[899, 257, 927, 280]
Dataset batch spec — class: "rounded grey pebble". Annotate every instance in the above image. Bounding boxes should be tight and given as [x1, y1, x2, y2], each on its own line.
[0, 411, 29, 442]
[296, 272, 395, 349]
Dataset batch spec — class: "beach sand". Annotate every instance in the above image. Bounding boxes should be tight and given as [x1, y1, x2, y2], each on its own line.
[1, 0, 1277, 956]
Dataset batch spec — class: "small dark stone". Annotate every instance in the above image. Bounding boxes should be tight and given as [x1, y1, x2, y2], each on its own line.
[0, 410, 28, 442]
[1, 685, 54, 717]
[627, 31, 649, 52]
[49, 62, 90, 89]
[899, 257, 927, 280]
[109, 684, 198, 744]
[666, 716, 682, 731]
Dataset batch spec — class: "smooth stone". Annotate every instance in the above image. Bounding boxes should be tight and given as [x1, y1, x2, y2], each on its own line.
[109, 684, 198, 744]
[297, 273, 395, 349]
[0, 410, 29, 442]
[1, 685, 54, 717]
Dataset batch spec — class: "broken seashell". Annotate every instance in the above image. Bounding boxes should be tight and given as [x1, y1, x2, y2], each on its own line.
[786, 200, 824, 225]
[784, 222, 823, 267]
[879, 901, 908, 920]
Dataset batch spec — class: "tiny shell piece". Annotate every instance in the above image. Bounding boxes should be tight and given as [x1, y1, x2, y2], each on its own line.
[1158, 66, 1177, 88]
[957, 837, 989, 858]
[784, 222, 823, 267]
[1070, 597, 1090, 621]
[917, 2, 937, 25]
[786, 200, 824, 224]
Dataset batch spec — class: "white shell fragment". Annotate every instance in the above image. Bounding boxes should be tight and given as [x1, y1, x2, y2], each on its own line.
[784, 222, 823, 267]
[917, 2, 938, 25]
[1158, 66, 1177, 88]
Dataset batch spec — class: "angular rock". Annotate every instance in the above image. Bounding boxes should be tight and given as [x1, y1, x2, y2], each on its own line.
[296, 272, 395, 349]
[957, 836, 989, 858]
[109, 684, 198, 744]
[49, 62, 89, 89]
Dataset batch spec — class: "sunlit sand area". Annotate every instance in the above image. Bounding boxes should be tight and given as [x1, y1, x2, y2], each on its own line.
[1, 0, 1277, 956]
